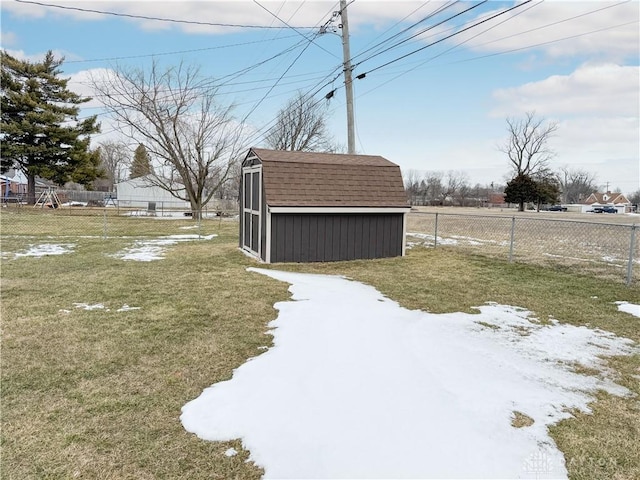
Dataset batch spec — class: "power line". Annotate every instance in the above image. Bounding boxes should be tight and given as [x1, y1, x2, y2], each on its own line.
[355, 11, 636, 108]
[240, 34, 320, 123]
[352, 0, 434, 57]
[252, 0, 339, 59]
[458, 0, 634, 53]
[359, 0, 543, 83]
[352, 1, 484, 68]
[350, 1, 461, 64]
[62, 36, 299, 64]
[13, 0, 318, 29]
[447, 19, 639, 66]
[237, 3, 344, 124]
[359, 0, 531, 76]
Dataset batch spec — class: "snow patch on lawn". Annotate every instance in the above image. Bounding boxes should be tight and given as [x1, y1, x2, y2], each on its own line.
[406, 232, 508, 249]
[65, 303, 140, 313]
[73, 303, 106, 311]
[117, 304, 141, 312]
[616, 301, 640, 318]
[111, 234, 217, 261]
[12, 243, 75, 258]
[181, 269, 637, 480]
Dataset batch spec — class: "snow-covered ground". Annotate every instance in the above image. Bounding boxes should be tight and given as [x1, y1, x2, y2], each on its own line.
[110, 234, 217, 262]
[2, 234, 217, 262]
[181, 269, 639, 480]
[10, 243, 75, 258]
[59, 303, 141, 313]
[616, 301, 640, 317]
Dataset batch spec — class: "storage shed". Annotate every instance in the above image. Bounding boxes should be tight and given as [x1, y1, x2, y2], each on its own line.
[240, 148, 410, 263]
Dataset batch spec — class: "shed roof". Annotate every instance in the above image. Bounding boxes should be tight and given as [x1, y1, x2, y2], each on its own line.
[247, 148, 409, 208]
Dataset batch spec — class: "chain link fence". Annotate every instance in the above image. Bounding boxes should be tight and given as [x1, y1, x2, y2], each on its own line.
[407, 212, 639, 286]
[0, 202, 238, 239]
[2, 206, 638, 286]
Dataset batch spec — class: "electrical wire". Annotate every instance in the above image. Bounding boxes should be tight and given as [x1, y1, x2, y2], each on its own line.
[253, 0, 339, 59]
[13, 0, 318, 29]
[446, 19, 639, 66]
[62, 36, 300, 65]
[457, 0, 633, 53]
[357, 0, 531, 76]
[358, 0, 543, 83]
[350, 1, 460, 64]
[78, 1, 635, 154]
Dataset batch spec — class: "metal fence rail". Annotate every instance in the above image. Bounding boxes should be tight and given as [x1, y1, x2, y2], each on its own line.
[0, 204, 238, 239]
[1, 207, 637, 285]
[407, 212, 638, 286]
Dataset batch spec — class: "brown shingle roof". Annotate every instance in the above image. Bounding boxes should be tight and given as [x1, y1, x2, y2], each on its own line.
[249, 148, 410, 208]
[585, 192, 630, 205]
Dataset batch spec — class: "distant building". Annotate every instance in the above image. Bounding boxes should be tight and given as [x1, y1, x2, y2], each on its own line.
[115, 175, 190, 210]
[583, 191, 632, 213]
[1, 170, 27, 197]
[488, 192, 506, 208]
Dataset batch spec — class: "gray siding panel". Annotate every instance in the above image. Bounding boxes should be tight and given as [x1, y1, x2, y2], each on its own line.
[270, 213, 404, 263]
[260, 192, 267, 261]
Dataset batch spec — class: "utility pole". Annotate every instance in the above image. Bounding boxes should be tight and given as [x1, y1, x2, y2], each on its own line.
[340, 0, 356, 154]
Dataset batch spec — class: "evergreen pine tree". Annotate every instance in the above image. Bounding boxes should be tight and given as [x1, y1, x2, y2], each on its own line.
[130, 144, 154, 179]
[1, 50, 102, 203]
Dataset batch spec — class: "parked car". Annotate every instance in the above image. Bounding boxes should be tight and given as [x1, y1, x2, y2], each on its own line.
[547, 205, 567, 212]
[588, 206, 617, 213]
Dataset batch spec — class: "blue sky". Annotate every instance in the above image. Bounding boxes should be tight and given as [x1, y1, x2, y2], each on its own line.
[2, 0, 639, 195]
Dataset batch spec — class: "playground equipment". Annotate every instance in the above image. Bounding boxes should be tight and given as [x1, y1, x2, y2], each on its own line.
[34, 188, 62, 209]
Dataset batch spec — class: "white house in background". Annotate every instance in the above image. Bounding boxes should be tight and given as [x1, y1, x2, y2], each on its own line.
[582, 191, 632, 213]
[1, 169, 28, 197]
[115, 174, 190, 211]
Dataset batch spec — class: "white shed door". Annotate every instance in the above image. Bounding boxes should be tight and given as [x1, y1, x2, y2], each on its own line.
[242, 166, 261, 254]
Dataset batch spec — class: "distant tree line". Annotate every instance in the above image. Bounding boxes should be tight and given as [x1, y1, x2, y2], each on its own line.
[404, 170, 501, 207]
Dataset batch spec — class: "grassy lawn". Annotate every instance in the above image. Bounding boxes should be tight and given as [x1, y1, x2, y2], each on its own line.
[1, 211, 639, 479]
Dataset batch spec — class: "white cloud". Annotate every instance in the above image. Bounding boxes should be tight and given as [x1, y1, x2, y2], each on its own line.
[491, 64, 640, 117]
[1, 31, 17, 46]
[5, 1, 636, 62]
[3, 48, 83, 63]
[460, 1, 639, 61]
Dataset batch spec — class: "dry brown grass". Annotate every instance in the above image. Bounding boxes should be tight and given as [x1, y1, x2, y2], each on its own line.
[1, 210, 639, 479]
[406, 208, 640, 284]
[511, 411, 535, 428]
[1, 220, 289, 479]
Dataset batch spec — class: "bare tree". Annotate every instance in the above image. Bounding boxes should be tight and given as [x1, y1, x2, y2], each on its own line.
[557, 166, 598, 204]
[455, 181, 472, 207]
[265, 92, 338, 152]
[423, 172, 443, 206]
[628, 190, 640, 210]
[97, 140, 130, 190]
[92, 61, 245, 219]
[404, 169, 423, 205]
[500, 112, 558, 177]
[440, 170, 469, 206]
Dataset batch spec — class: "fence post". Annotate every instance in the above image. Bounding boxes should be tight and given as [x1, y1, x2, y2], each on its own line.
[434, 212, 439, 248]
[509, 216, 516, 262]
[627, 224, 637, 286]
[103, 208, 108, 240]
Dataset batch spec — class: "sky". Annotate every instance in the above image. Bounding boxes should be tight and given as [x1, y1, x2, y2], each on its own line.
[181, 267, 639, 479]
[1, 0, 639, 195]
